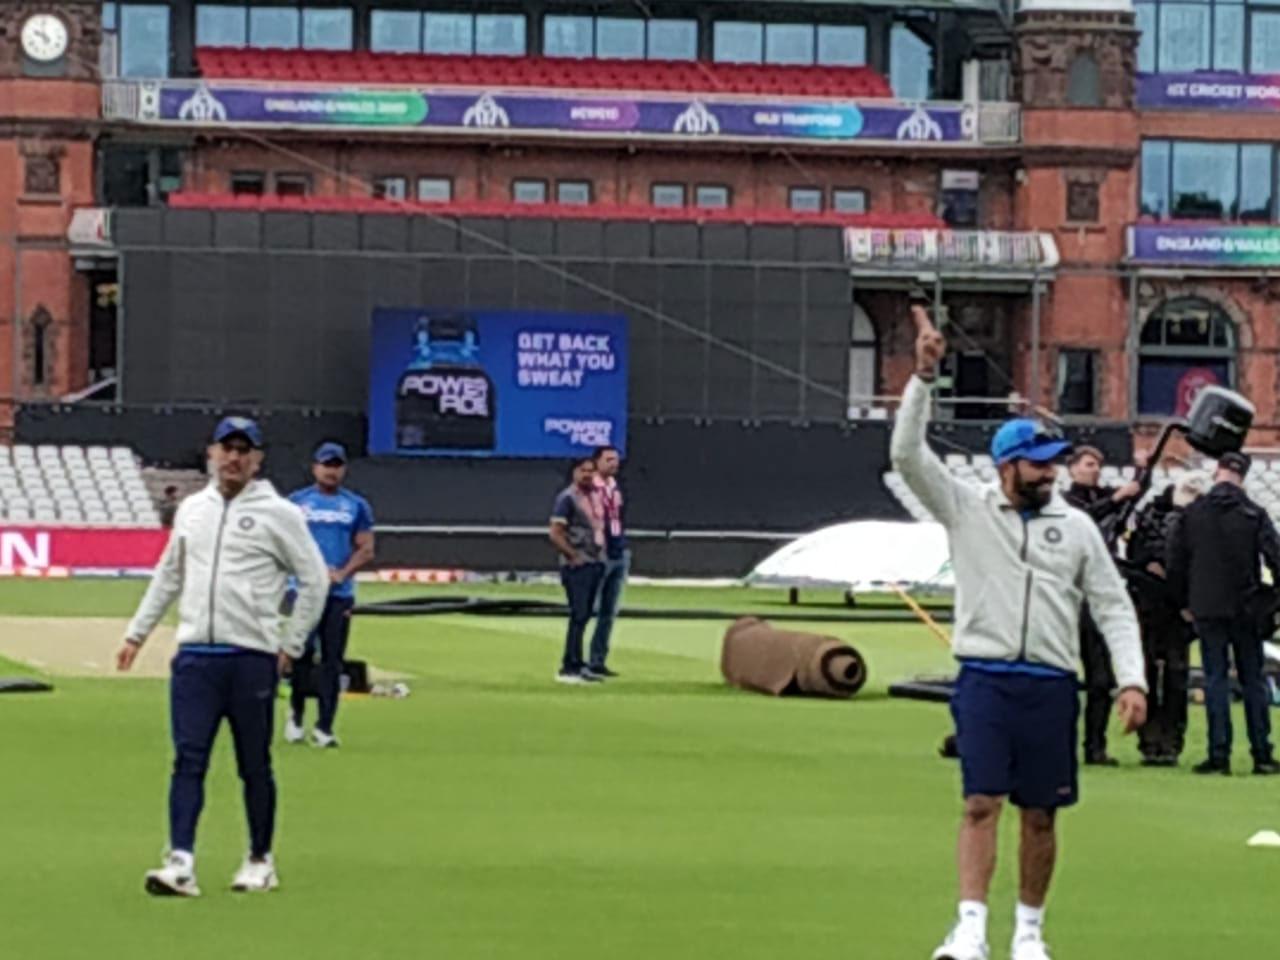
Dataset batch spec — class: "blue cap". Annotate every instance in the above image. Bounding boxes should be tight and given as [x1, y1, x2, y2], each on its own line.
[212, 416, 263, 448]
[991, 418, 1071, 465]
[313, 441, 348, 464]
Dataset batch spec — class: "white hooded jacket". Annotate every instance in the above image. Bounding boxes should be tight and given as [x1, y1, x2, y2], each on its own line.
[126, 480, 329, 658]
[891, 376, 1146, 692]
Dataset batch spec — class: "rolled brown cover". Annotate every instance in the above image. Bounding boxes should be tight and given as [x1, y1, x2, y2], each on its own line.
[721, 617, 867, 699]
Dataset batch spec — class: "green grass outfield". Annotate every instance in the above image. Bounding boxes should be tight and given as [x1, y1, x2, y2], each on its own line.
[1, 579, 1277, 959]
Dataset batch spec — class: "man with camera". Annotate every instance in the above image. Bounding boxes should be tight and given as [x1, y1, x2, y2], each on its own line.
[1167, 451, 1280, 776]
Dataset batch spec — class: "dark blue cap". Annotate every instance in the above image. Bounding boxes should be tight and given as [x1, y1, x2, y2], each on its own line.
[313, 441, 348, 464]
[991, 418, 1071, 465]
[212, 416, 263, 449]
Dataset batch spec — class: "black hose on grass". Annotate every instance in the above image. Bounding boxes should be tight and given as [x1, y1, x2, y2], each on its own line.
[352, 595, 955, 624]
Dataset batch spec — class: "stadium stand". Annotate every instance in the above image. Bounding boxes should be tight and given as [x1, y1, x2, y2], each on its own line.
[165, 192, 947, 228]
[0, 445, 160, 527]
[194, 49, 895, 99]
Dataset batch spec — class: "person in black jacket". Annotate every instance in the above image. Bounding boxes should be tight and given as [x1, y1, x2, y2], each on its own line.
[1167, 451, 1280, 776]
[1063, 446, 1142, 765]
[1128, 475, 1204, 766]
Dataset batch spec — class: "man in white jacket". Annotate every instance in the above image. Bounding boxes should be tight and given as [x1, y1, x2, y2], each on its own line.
[895, 308, 1147, 960]
[116, 417, 328, 897]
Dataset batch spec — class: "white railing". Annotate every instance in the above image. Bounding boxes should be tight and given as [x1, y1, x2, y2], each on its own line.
[977, 101, 1021, 143]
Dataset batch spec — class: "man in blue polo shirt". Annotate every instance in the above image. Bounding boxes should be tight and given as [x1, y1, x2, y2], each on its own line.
[286, 442, 375, 748]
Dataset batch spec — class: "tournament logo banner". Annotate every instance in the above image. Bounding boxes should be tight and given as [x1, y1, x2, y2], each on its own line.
[367, 309, 628, 458]
[141, 81, 978, 145]
[1137, 71, 1280, 110]
[1127, 224, 1280, 266]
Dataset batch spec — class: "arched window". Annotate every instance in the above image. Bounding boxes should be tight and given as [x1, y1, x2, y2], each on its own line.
[1066, 52, 1101, 107]
[1138, 296, 1236, 416]
[847, 304, 878, 415]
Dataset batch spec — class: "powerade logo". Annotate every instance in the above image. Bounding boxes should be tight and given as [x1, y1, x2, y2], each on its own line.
[544, 418, 613, 447]
[399, 372, 491, 417]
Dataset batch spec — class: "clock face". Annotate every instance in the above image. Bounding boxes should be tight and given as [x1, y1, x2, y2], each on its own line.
[21, 13, 70, 63]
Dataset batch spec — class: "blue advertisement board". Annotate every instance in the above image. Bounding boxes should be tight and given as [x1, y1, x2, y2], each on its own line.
[367, 309, 628, 458]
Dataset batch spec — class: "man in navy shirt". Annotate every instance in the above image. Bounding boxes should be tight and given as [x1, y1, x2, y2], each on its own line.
[286, 442, 375, 747]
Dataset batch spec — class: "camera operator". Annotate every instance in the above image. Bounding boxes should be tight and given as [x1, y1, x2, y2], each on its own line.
[1128, 474, 1204, 766]
[1167, 452, 1280, 776]
[1063, 447, 1142, 766]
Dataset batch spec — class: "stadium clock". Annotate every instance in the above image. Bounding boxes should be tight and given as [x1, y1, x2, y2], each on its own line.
[21, 13, 69, 63]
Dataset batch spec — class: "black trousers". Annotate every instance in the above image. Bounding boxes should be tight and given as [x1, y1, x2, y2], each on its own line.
[560, 562, 603, 674]
[290, 595, 354, 735]
[1196, 615, 1273, 764]
[1136, 600, 1191, 759]
[1080, 607, 1116, 757]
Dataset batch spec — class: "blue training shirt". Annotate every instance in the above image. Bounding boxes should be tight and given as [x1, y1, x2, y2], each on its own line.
[288, 485, 375, 599]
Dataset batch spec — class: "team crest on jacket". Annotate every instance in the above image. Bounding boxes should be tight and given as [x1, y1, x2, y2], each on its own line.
[238, 517, 256, 531]
[1044, 526, 1063, 544]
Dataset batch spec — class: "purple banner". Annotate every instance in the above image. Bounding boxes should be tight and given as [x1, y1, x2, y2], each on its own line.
[140, 81, 977, 144]
[1128, 224, 1280, 266]
[1137, 71, 1280, 110]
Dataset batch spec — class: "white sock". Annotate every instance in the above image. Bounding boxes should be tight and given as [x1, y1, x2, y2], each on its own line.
[1015, 902, 1045, 939]
[957, 900, 988, 940]
[169, 849, 194, 869]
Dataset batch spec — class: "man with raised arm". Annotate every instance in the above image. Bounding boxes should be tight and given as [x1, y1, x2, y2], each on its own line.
[893, 306, 1147, 960]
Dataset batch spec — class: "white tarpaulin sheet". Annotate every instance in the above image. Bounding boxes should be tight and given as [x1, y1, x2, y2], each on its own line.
[748, 520, 953, 592]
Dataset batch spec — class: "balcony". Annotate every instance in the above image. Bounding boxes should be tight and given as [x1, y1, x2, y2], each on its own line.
[102, 78, 1020, 148]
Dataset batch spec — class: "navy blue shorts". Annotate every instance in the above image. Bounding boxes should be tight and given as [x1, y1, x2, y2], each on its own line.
[950, 666, 1080, 809]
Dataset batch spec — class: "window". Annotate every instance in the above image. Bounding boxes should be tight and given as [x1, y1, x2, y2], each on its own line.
[275, 173, 311, 197]
[832, 188, 868, 213]
[597, 18, 645, 59]
[104, 2, 118, 31]
[119, 4, 170, 77]
[1173, 149, 1224, 216]
[417, 177, 452, 202]
[30, 309, 50, 388]
[512, 179, 548, 204]
[651, 183, 686, 208]
[1057, 350, 1098, 416]
[545, 15, 594, 58]
[1141, 139, 1277, 220]
[890, 23, 932, 100]
[1140, 140, 1171, 217]
[848, 305, 877, 413]
[817, 25, 866, 66]
[789, 187, 823, 212]
[695, 185, 731, 209]
[1066, 180, 1100, 222]
[425, 13, 474, 54]
[1138, 297, 1236, 416]
[196, 5, 247, 47]
[648, 19, 697, 61]
[1135, 0, 1244, 73]
[557, 181, 592, 205]
[1253, 9, 1280, 71]
[714, 22, 764, 63]
[371, 10, 421, 53]
[249, 6, 299, 48]
[475, 14, 526, 56]
[1067, 53, 1101, 106]
[373, 176, 407, 201]
[230, 171, 265, 196]
[765, 24, 814, 65]
[302, 8, 352, 50]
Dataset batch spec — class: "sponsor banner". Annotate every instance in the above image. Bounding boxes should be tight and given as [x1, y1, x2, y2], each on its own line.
[142, 81, 978, 145]
[1137, 72, 1280, 110]
[0, 527, 168, 574]
[1138, 360, 1230, 417]
[1127, 224, 1280, 266]
[367, 309, 628, 458]
[844, 228, 1059, 269]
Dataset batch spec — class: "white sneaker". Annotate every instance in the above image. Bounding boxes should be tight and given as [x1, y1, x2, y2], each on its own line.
[932, 924, 990, 960]
[1011, 933, 1052, 960]
[556, 671, 587, 685]
[144, 851, 200, 897]
[310, 729, 339, 749]
[284, 717, 305, 744]
[230, 854, 279, 892]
